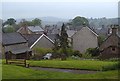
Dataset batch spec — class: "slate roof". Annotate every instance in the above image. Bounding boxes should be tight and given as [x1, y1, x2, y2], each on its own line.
[22, 34, 41, 47]
[2, 32, 27, 46]
[47, 34, 59, 42]
[28, 26, 44, 32]
[11, 47, 31, 54]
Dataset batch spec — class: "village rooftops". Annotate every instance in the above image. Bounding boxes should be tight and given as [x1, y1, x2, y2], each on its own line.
[2, 32, 27, 46]
[22, 34, 42, 47]
[47, 34, 59, 42]
[28, 26, 44, 32]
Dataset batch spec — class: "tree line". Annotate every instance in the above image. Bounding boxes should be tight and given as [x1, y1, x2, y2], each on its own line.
[2, 18, 42, 33]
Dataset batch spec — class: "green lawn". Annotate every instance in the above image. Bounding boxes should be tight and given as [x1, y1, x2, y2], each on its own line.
[2, 64, 118, 79]
[28, 60, 118, 71]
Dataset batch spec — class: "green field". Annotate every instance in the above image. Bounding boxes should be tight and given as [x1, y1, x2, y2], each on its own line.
[2, 64, 118, 79]
[29, 60, 118, 71]
[2, 59, 119, 79]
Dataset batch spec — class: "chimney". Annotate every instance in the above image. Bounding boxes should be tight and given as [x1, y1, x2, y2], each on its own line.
[111, 25, 118, 35]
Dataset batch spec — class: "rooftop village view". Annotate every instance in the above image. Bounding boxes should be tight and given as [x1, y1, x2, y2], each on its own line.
[0, 0, 120, 80]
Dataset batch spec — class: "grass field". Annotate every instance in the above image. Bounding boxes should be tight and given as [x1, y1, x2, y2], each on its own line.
[2, 64, 118, 79]
[2, 59, 119, 79]
[0, 59, 2, 80]
[28, 60, 118, 71]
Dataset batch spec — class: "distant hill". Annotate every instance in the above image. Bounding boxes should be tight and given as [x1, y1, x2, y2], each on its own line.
[40, 16, 68, 22]
[15, 16, 69, 27]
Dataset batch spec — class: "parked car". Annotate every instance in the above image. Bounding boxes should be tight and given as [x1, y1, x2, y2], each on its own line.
[43, 53, 52, 59]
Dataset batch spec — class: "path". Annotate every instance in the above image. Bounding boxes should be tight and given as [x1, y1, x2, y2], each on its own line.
[30, 67, 99, 74]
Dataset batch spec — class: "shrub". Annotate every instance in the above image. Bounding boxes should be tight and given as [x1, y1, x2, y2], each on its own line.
[52, 48, 75, 58]
[85, 47, 99, 57]
[82, 53, 92, 59]
[66, 48, 74, 56]
[73, 50, 82, 57]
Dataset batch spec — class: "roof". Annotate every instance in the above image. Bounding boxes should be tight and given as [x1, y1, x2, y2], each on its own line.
[87, 26, 98, 37]
[72, 26, 98, 37]
[30, 34, 54, 49]
[22, 34, 54, 49]
[47, 34, 59, 42]
[28, 26, 44, 32]
[2, 32, 27, 46]
[11, 47, 31, 54]
[67, 30, 77, 37]
[22, 34, 42, 47]
[99, 33, 120, 50]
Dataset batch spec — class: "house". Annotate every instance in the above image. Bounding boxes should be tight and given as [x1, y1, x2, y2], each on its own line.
[99, 25, 120, 59]
[22, 34, 54, 49]
[2, 32, 32, 59]
[17, 26, 44, 34]
[72, 26, 98, 53]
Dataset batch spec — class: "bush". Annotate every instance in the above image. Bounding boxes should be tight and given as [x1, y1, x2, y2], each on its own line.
[82, 53, 92, 59]
[73, 50, 82, 57]
[52, 48, 75, 58]
[66, 48, 74, 56]
[85, 47, 99, 57]
[32, 47, 53, 60]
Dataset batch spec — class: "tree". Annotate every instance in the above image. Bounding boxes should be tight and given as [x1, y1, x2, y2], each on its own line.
[85, 48, 100, 57]
[4, 18, 16, 26]
[52, 39, 60, 58]
[59, 23, 69, 60]
[3, 25, 15, 33]
[32, 18, 41, 26]
[20, 19, 28, 27]
[72, 16, 89, 27]
[19, 19, 28, 34]
[98, 35, 106, 46]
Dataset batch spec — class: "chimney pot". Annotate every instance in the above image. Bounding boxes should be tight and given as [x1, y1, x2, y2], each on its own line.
[111, 25, 118, 35]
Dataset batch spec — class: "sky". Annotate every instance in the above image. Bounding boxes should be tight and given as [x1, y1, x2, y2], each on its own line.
[1, 0, 120, 20]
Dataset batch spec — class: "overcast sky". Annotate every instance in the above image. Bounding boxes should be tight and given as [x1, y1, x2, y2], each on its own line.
[1, 0, 119, 20]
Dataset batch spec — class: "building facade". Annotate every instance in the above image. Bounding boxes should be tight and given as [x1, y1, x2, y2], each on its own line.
[72, 26, 98, 53]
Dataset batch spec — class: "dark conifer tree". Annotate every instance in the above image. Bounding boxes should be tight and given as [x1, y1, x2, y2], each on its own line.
[60, 23, 69, 59]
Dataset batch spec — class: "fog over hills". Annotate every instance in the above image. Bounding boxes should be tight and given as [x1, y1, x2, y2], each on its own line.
[14, 16, 69, 27]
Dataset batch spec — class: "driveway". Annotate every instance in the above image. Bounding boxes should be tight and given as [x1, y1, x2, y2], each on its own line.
[30, 67, 99, 74]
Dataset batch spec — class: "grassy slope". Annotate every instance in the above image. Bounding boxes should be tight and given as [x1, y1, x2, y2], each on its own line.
[29, 60, 117, 71]
[2, 64, 118, 79]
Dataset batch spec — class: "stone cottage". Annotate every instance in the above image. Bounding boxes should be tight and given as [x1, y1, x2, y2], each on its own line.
[2, 32, 31, 59]
[22, 34, 54, 49]
[99, 25, 120, 59]
[72, 26, 98, 53]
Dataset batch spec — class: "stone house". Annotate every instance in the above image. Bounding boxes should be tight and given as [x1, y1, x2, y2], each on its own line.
[72, 26, 98, 53]
[2, 32, 31, 59]
[22, 34, 55, 56]
[17, 26, 44, 34]
[99, 25, 120, 59]
[22, 34, 54, 49]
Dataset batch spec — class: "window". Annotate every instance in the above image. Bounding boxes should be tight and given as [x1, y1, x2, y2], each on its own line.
[111, 47, 115, 51]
